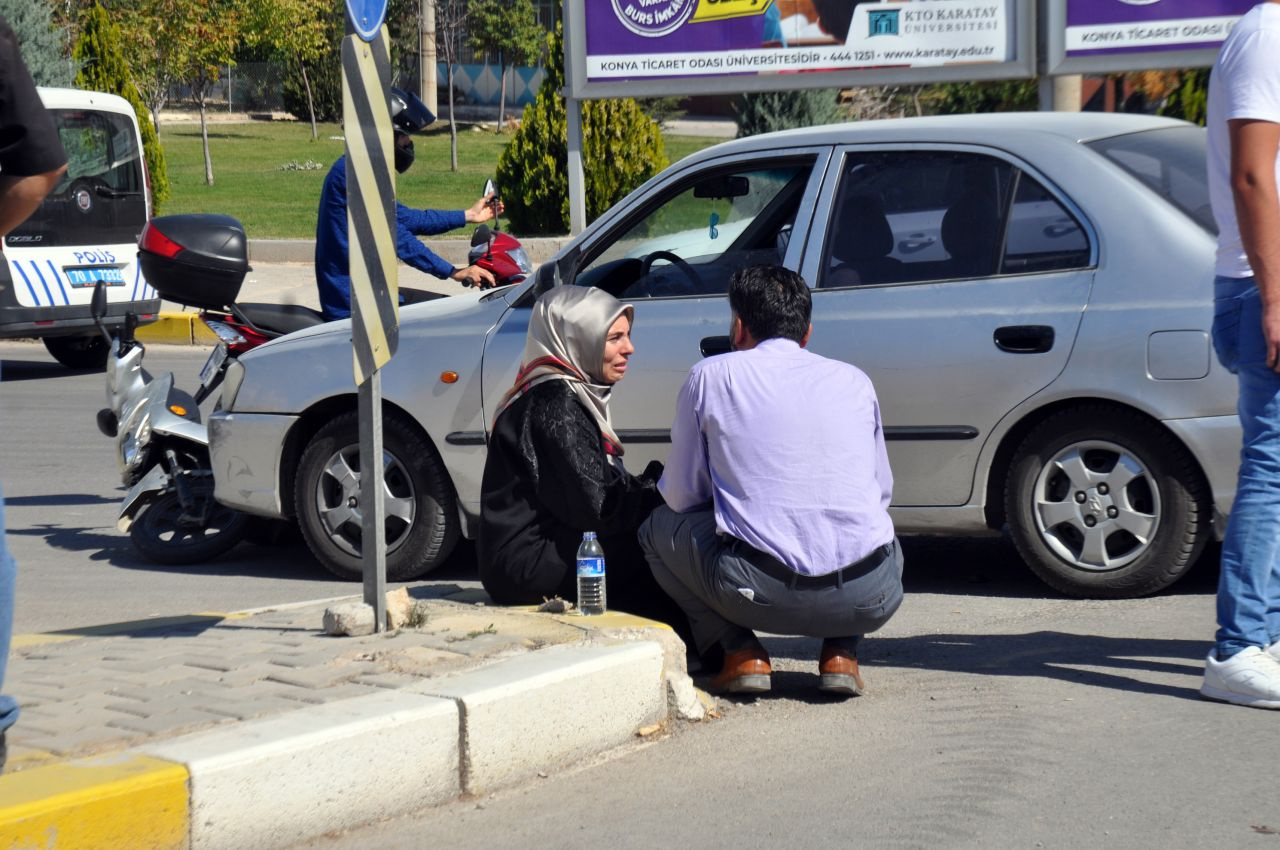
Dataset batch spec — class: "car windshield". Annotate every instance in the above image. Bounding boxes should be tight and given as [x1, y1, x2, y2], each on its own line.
[1085, 126, 1215, 236]
[4, 108, 147, 249]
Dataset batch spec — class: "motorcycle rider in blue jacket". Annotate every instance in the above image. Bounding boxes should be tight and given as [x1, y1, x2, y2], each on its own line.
[315, 91, 503, 321]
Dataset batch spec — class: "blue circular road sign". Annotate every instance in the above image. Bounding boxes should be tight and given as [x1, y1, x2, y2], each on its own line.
[346, 0, 388, 41]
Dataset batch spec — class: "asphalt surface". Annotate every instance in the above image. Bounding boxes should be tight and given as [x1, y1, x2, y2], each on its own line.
[5, 331, 1276, 850]
[0, 340, 480, 634]
[296, 544, 1273, 850]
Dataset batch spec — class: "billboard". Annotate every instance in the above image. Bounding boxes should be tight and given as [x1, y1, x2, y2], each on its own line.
[1045, 0, 1254, 74]
[564, 0, 1035, 99]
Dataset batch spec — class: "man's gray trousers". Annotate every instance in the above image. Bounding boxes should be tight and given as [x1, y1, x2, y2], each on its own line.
[638, 505, 904, 656]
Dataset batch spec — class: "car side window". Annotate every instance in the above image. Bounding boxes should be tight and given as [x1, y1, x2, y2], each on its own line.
[1001, 174, 1090, 274]
[820, 151, 1019, 288]
[575, 159, 814, 299]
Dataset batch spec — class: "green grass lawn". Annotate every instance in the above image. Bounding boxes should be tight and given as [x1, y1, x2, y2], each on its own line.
[159, 119, 723, 239]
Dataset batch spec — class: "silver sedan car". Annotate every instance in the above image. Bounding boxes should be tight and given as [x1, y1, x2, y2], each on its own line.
[208, 112, 1236, 598]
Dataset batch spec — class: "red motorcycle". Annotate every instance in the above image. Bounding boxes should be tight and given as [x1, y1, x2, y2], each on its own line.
[176, 183, 530, 396]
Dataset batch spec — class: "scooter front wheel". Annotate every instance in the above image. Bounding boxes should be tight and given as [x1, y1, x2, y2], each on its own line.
[129, 491, 250, 565]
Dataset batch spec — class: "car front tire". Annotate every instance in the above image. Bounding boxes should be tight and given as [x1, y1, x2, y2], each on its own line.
[1005, 405, 1210, 598]
[294, 411, 458, 582]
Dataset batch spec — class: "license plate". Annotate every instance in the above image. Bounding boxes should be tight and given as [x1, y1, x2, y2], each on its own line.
[199, 343, 228, 387]
[64, 266, 125, 287]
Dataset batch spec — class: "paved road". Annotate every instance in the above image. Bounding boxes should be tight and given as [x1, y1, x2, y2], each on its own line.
[0, 340, 478, 635]
[6, 338, 1274, 849]
[298, 545, 1276, 850]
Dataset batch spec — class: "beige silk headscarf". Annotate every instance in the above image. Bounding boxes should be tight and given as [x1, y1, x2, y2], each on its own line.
[492, 286, 635, 454]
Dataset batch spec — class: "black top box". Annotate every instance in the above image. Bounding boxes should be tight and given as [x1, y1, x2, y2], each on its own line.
[138, 213, 250, 310]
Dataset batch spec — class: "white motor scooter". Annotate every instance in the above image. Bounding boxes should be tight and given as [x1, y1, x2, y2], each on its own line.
[91, 282, 249, 564]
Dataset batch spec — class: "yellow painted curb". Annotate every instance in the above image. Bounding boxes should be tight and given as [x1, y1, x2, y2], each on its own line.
[0, 753, 189, 850]
[134, 313, 218, 346]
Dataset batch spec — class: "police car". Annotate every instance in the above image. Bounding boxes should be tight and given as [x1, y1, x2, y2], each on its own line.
[1, 87, 159, 369]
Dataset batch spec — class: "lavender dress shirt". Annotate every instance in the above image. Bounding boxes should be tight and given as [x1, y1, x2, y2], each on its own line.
[658, 337, 895, 576]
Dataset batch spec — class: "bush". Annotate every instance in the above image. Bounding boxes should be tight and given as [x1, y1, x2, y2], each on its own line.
[73, 3, 170, 208]
[922, 80, 1038, 115]
[496, 24, 667, 235]
[734, 89, 842, 138]
[1159, 69, 1209, 126]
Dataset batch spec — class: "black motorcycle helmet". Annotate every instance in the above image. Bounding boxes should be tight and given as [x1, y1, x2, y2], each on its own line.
[390, 87, 434, 174]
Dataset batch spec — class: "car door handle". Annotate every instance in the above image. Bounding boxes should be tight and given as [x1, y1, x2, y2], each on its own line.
[700, 335, 731, 357]
[994, 325, 1055, 353]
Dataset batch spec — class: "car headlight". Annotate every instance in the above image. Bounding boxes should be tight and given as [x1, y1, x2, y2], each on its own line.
[221, 359, 246, 411]
[509, 247, 533, 275]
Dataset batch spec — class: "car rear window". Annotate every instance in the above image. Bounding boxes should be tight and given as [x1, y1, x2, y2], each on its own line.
[1085, 126, 1215, 236]
[4, 108, 147, 249]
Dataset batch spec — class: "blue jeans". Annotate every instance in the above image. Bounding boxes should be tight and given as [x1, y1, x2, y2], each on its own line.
[0, 496, 16, 734]
[1212, 275, 1280, 658]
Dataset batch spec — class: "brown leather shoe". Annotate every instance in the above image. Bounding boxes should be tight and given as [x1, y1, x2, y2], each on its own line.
[710, 648, 772, 694]
[819, 644, 865, 697]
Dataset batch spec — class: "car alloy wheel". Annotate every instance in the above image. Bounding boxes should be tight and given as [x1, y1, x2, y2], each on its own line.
[1031, 439, 1160, 571]
[312, 444, 416, 559]
[1006, 405, 1210, 598]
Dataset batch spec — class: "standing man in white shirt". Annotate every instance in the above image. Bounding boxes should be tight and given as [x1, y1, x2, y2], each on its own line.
[1201, 0, 1280, 709]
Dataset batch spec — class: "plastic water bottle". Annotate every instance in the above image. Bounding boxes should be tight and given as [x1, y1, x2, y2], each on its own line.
[576, 531, 607, 615]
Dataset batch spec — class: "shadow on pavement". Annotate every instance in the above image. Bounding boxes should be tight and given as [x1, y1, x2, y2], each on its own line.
[4, 493, 119, 507]
[0, 357, 99, 381]
[760, 631, 1206, 702]
[899, 535, 1220, 600]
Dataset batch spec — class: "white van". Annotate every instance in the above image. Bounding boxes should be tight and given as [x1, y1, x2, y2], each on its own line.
[0, 87, 159, 369]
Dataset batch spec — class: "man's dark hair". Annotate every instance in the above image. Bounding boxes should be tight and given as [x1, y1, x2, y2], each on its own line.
[728, 265, 812, 343]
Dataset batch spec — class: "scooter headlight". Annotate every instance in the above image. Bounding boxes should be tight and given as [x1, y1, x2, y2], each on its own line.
[122, 411, 152, 471]
[509, 247, 533, 275]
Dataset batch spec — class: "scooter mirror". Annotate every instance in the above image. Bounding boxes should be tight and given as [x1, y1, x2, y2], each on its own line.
[470, 224, 493, 248]
[90, 280, 107, 321]
[90, 280, 114, 345]
[482, 179, 502, 232]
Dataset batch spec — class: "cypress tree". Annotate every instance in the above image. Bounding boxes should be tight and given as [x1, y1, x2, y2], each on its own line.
[496, 24, 668, 235]
[73, 3, 171, 208]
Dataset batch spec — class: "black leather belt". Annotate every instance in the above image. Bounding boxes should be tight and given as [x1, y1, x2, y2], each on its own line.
[726, 538, 895, 589]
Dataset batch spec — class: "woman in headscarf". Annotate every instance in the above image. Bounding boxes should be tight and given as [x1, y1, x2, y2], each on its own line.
[478, 286, 682, 628]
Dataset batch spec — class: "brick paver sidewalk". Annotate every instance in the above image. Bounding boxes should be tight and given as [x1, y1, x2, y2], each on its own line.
[5, 588, 639, 773]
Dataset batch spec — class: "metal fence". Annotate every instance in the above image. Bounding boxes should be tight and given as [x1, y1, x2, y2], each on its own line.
[165, 58, 540, 115]
[164, 62, 287, 113]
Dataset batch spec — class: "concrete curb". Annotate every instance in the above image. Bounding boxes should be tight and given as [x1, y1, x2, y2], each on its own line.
[0, 640, 669, 849]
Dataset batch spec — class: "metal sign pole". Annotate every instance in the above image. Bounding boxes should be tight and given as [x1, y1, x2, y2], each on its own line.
[358, 371, 386, 628]
[343, 0, 396, 632]
[566, 96, 585, 236]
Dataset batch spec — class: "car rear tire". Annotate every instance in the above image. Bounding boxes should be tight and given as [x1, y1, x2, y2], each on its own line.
[294, 411, 458, 581]
[1004, 406, 1210, 598]
[44, 334, 109, 370]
